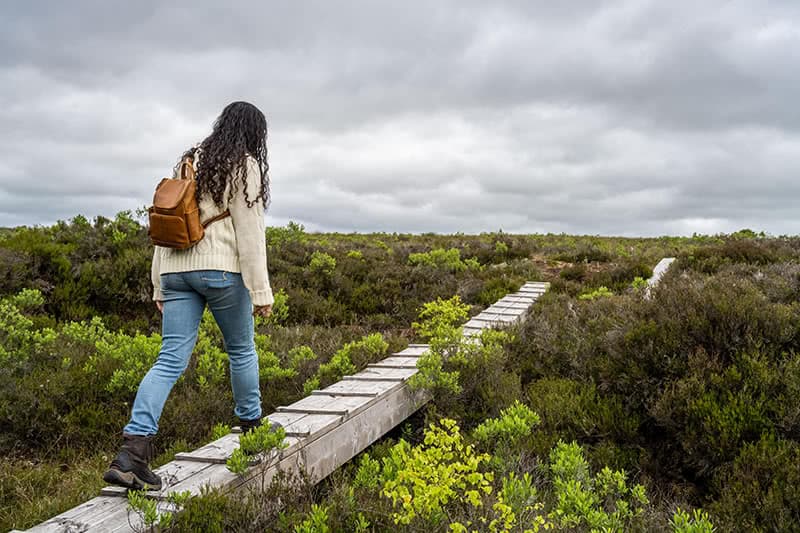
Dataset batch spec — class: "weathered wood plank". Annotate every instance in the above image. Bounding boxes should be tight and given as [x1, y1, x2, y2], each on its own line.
[394, 345, 430, 356]
[277, 394, 374, 418]
[522, 282, 549, 288]
[319, 378, 405, 396]
[174, 433, 240, 464]
[345, 367, 417, 381]
[481, 306, 525, 316]
[368, 356, 421, 368]
[474, 313, 517, 323]
[267, 412, 342, 438]
[464, 318, 497, 329]
[496, 295, 536, 303]
[25, 497, 130, 532]
[489, 302, 531, 310]
[309, 389, 378, 397]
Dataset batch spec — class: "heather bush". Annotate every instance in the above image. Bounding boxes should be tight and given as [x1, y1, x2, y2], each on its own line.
[508, 261, 800, 525]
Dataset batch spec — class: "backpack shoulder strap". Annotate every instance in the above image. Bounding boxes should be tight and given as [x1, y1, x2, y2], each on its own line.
[202, 209, 231, 228]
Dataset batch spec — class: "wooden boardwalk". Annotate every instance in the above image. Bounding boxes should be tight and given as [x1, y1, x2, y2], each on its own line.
[22, 282, 549, 533]
[645, 257, 676, 298]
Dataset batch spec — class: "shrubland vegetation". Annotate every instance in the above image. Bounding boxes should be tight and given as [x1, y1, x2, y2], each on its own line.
[2, 212, 799, 531]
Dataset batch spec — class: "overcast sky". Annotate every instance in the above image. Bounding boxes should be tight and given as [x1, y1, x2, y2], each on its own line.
[1, 1, 798, 236]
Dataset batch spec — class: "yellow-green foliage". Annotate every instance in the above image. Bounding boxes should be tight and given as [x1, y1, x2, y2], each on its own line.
[309, 251, 337, 276]
[294, 504, 330, 533]
[85, 329, 162, 395]
[412, 295, 469, 340]
[382, 418, 494, 525]
[303, 333, 388, 394]
[127, 489, 191, 531]
[265, 221, 307, 247]
[451, 472, 552, 533]
[578, 286, 614, 300]
[195, 311, 228, 389]
[408, 248, 482, 273]
[548, 441, 649, 530]
[226, 423, 288, 475]
[255, 333, 297, 382]
[210, 423, 231, 441]
[254, 288, 290, 326]
[0, 289, 57, 363]
[473, 400, 541, 448]
[670, 508, 715, 533]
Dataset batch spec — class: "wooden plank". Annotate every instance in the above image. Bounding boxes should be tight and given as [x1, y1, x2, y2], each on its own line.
[345, 367, 417, 381]
[267, 412, 342, 438]
[174, 433, 302, 465]
[100, 460, 215, 497]
[277, 394, 374, 418]
[496, 295, 536, 303]
[464, 318, 495, 329]
[319, 379, 404, 396]
[310, 389, 378, 398]
[174, 433, 240, 464]
[489, 302, 530, 310]
[474, 313, 517, 323]
[25, 497, 130, 533]
[394, 345, 430, 356]
[483, 304, 525, 313]
[368, 356, 421, 368]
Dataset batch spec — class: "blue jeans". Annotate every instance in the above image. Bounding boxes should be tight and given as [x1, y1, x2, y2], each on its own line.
[123, 270, 261, 436]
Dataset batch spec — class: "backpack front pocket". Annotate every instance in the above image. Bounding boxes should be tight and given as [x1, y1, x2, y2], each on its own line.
[148, 212, 190, 248]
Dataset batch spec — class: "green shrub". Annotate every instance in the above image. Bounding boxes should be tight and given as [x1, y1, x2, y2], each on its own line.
[309, 251, 336, 276]
[346, 250, 363, 260]
[548, 441, 649, 531]
[559, 263, 587, 282]
[408, 248, 481, 273]
[578, 286, 613, 300]
[412, 295, 469, 340]
[472, 400, 540, 450]
[709, 433, 800, 531]
[266, 221, 307, 247]
[303, 333, 388, 394]
[381, 418, 494, 526]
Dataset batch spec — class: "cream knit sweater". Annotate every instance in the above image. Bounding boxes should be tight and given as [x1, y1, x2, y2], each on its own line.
[151, 153, 274, 306]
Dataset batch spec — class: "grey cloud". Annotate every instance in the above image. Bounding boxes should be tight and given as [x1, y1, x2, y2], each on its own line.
[1, 0, 799, 236]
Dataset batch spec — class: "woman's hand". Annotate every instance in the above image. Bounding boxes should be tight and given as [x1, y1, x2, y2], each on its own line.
[253, 304, 272, 318]
[156, 301, 164, 314]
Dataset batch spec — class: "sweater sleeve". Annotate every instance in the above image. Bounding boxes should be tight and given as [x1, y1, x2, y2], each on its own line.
[152, 246, 164, 301]
[230, 156, 273, 306]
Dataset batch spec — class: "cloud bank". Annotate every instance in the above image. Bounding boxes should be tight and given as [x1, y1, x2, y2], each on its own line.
[1, 0, 798, 235]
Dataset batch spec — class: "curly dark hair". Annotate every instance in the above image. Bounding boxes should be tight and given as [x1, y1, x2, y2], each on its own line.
[178, 101, 270, 209]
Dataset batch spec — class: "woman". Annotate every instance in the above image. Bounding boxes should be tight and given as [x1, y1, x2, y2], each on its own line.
[104, 101, 279, 490]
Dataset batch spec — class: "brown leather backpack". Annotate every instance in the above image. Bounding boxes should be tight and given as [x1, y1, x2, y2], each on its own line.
[147, 157, 230, 249]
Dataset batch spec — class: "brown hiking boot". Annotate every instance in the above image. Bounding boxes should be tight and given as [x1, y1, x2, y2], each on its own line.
[103, 434, 162, 490]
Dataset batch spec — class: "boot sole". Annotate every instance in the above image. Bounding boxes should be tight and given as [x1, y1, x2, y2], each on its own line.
[103, 469, 162, 491]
